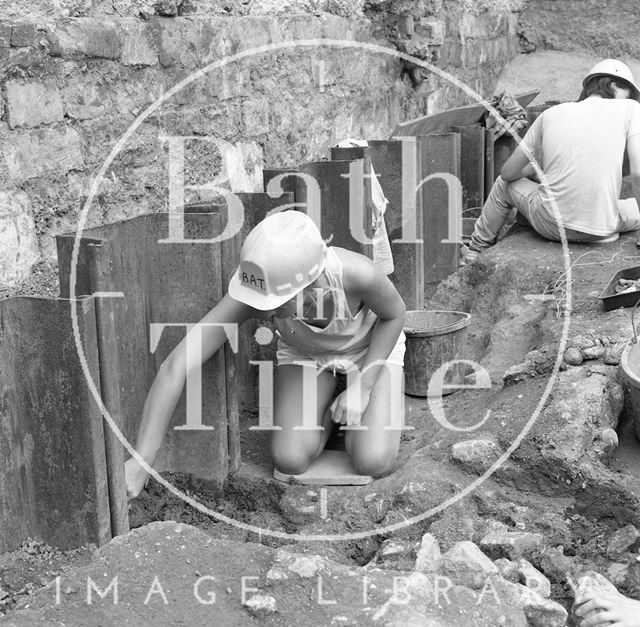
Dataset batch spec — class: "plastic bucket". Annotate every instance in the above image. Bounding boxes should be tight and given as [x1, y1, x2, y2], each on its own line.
[403, 310, 472, 397]
[621, 341, 640, 441]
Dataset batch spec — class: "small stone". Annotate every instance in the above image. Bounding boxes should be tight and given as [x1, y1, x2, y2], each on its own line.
[376, 539, 416, 570]
[572, 572, 619, 621]
[538, 549, 576, 583]
[450, 439, 502, 474]
[265, 567, 287, 582]
[596, 428, 619, 457]
[517, 558, 551, 598]
[439, 541, 498, 589]
[564, 348, 583, 366]
[155, 0, 180, 16]
[574, 571, 619, 597]
[603, 346, 623, 366]
[480, 531, 544, 560]
[243, 594, 277, 617]
[607, 563, 629, 586]
[567, 335, 597, 350]
[582, 345, 604, 360]
[491, 578, 567, 627]
[286, 555, 322, 578]
[414, 533, 441, 573]
[495, 558, 519, 582]
[607, 525, 640, 557]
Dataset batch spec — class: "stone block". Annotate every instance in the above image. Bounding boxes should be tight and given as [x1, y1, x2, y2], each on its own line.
[517, 558, 551, 598]
[5, 79, 64, 129]
[607, 524, 640, 557]
[414, 533, 441, 573]
[398, 13, 414, 37]
[450, 439, 502, 474]
[242, 98, 270, 136]
[439, 540, 498, 589]
[376, 538, 417, 570]
[416, 17, 445, 45]
[0, 190, 40, 286]
[11, 21, 38, 47]
[490, 578, 567, 627]
[120, 20, 158, 66]
[495, 557, 519, 582]
[62, 80, 111, 120]
[47, 19, 123, 59]
[0, 23, 12, 47]
[155, 17, 204, 66]
[2, 127, 84, 182]
[480, 531, 544, 560]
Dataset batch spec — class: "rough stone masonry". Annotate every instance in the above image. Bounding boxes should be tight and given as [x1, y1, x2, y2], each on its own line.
[0, 0, 522, 293]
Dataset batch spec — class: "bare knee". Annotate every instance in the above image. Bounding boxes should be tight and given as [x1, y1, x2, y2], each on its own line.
[350, 445, 398, 477]
[271, 447, 313, 475]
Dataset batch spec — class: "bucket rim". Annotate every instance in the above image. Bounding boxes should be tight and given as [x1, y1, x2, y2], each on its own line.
[620, 340, 640, 385]
[403, 309, 472, 337]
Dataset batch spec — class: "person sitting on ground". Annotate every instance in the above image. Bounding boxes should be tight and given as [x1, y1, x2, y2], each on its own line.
[465, 59, 640, 262]
[574, 588, 640, 626]
[124, 210, 407, 498]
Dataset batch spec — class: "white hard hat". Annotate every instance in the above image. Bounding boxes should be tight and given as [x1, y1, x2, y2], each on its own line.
[583, 59, 640, 96]
[228, 210, 327, 311]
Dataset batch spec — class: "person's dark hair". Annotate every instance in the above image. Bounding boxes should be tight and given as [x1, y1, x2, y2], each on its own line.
[578, 75, 637, 101]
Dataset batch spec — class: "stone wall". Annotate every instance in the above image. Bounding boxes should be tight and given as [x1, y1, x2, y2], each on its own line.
[0, 0, 522, 292]
[519, 0, 640, 58]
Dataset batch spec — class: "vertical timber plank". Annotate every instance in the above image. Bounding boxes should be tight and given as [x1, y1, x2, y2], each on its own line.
[483, 128, 495, 203]
[368, 139, 424, 310]
[452, 125, 485, 210]
[85, 241, 130, 536]
[297, 159, 373, 258]
[0, 297, 110, 552]
[418, 132, 462, 285]
[217, 193, 294, 468]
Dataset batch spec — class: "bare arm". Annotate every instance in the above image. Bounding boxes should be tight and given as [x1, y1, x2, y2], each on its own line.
[126, 294, 257, 496]
[501, 144, 536, 183]
[627, 133, 640, 207]
[331, 250, 406, 424]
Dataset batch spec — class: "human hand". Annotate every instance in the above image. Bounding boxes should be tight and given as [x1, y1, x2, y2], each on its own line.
[124, 457, 150, 500]
[329, 385, 371, 427]
[574, 590, 640, 626]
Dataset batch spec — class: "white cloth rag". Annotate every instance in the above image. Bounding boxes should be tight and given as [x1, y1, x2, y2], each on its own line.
[335, 138, 394, 275]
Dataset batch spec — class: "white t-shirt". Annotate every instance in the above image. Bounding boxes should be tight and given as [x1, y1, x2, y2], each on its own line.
[522, 97, 640, 236]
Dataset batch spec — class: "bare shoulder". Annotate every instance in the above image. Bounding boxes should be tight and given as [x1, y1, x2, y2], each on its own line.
[332, 247, 381, 292]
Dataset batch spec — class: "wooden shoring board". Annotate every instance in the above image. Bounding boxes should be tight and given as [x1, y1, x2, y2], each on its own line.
[368, 139, 424, 310]
[452, 125, 485, 211]
[0, 296, 111, 552]
[57, 213, 230, 489]
[418, 132, 462, 285]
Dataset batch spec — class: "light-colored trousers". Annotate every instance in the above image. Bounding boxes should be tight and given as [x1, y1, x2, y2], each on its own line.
[470, 176, 640, 251]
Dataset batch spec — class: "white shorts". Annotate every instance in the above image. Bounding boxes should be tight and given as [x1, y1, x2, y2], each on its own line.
[276, 332, 406, 375]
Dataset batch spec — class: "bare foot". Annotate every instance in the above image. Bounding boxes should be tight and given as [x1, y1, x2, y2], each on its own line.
[574, 590, 640, 626]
